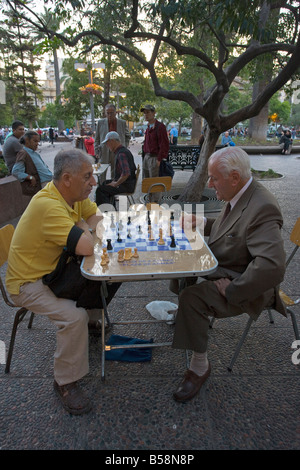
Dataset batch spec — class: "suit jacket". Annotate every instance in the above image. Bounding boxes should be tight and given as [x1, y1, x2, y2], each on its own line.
[94, 118, 130, 162]
[205, 179, 286, 319]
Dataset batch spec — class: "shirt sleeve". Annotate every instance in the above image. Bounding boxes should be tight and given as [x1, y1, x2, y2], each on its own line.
[157, 124, 170, 161]
[12, 161, 28, 182]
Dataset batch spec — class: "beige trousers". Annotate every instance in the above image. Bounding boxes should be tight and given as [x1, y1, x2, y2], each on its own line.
[11, 279, 91, 386]
[142, 153, 161, 203]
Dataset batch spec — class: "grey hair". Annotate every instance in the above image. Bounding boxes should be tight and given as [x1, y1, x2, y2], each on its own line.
[53, 149, 93, 181]
[209, 146, 251, 179]
[20, 130, 39, 144]
[105, 103, 116, 110]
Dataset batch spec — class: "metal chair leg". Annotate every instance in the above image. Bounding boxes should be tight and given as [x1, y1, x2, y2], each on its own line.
[28, 312, 35, 329]
[267, 309, 274, 324]
[5, 308, 28, 373]
[287, 307, 300, 340]
[227, 317, 254, 372]
[185, 350, 190, 369]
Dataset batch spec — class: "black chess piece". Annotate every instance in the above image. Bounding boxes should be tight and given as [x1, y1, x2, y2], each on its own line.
[170, 235, 176, 248]
[127, 216, 131, 225]
[107, 239, 113, 250]
[117, 232, 122, 243]
[127, 229, 131, 239]
[170, 211, 174, 221]
[138, 225, 142, 234]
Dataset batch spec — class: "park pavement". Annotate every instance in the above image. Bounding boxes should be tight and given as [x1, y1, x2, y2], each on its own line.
[0, 138, 299, 453]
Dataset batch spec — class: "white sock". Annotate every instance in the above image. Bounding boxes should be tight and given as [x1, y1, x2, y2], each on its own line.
[190, 351, 209, 376]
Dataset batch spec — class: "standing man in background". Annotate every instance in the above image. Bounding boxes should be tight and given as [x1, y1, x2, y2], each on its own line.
[169, 125, 178, 145]
[141, 104, 169, 203]
[2, 120, 25, 173]
[94, 104, 131, 181]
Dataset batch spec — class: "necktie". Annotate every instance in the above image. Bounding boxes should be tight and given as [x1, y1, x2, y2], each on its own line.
[220, 202, 231, 225]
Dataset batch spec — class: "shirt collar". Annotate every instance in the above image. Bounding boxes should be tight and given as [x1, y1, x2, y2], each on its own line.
[46, 181, 77, 214]
[230, 176, 253, 209]
[24, 146, 36, 156]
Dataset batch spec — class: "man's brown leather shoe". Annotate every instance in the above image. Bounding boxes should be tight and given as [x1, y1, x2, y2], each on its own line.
[173, 363, 211, 403]
[54, 380, 92, 415]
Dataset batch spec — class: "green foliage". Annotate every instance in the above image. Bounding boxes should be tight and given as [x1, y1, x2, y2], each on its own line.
[0, 8, 42, 126]
[0, 160, 9, 178]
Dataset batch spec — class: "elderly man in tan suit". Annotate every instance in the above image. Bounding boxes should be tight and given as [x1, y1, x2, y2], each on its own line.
[172, 146, 286, 403]
[94, 104, 131, 180]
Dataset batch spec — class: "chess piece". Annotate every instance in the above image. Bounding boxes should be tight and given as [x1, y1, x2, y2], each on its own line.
[117, 249, 125, 262]
[170, 235, 176, 248]
[127, 229, 131, 239]
[133, 247, 139, 258]
[103, 247, 109, 262]
[117, 231, 122, 243]
[110, 214, 115, 229]
[157, 228, 165, 245]
[127, 216, 131, 225]
[138, 225, 142, 234]
[100, 254, 107, 266]
[107, 239, 113, 251]
[124, 248, 132, 260]
[170, 211, 174, 220]
[149, 228, 155, 241]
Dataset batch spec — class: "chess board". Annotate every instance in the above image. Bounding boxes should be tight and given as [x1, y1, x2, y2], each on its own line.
[81, 209, 218, 281]
[98, 211, 193, 252]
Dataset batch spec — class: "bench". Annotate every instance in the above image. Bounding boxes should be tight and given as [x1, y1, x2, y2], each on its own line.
[168, 145, 223, 171]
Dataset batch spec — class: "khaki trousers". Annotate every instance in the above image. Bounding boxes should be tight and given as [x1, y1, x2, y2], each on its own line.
[11, 279, 90, 386]
[172, 280, 245, 353]
[142, 153, 161, 203]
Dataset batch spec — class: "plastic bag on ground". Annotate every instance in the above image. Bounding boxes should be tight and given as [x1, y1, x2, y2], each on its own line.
[146, 301, 178, 324]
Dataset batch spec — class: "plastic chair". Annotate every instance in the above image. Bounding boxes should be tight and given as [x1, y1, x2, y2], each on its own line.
[0, 224, 35, 373]
[114, 164, 140, 208]
[226, 217, 300, 371]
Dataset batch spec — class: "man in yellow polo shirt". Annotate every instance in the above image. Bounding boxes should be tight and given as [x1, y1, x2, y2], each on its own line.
[6, 149, 112, 415]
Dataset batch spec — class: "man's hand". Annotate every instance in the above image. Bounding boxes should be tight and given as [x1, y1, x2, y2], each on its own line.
[107, 181, 118, 188]
[179, 213, 197, 229]
[213, 278, 231, 297]
[28, 176, 37, 186]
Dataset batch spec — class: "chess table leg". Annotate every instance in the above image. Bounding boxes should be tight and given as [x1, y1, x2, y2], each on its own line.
[101, 307, 106, 382]
[100, 281, 111, 381]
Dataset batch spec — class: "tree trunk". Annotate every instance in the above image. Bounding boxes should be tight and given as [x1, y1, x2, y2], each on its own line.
[248, 81, 269, 141]
[53, 49, 61, 103]
[191, 111, 203, 143]
[178, 130, 219, 202]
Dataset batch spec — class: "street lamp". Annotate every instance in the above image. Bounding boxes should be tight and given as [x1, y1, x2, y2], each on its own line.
[75, 62, 105, 131]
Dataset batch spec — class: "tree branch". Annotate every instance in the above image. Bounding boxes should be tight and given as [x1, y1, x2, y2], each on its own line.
[124, 0, 140, 38]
